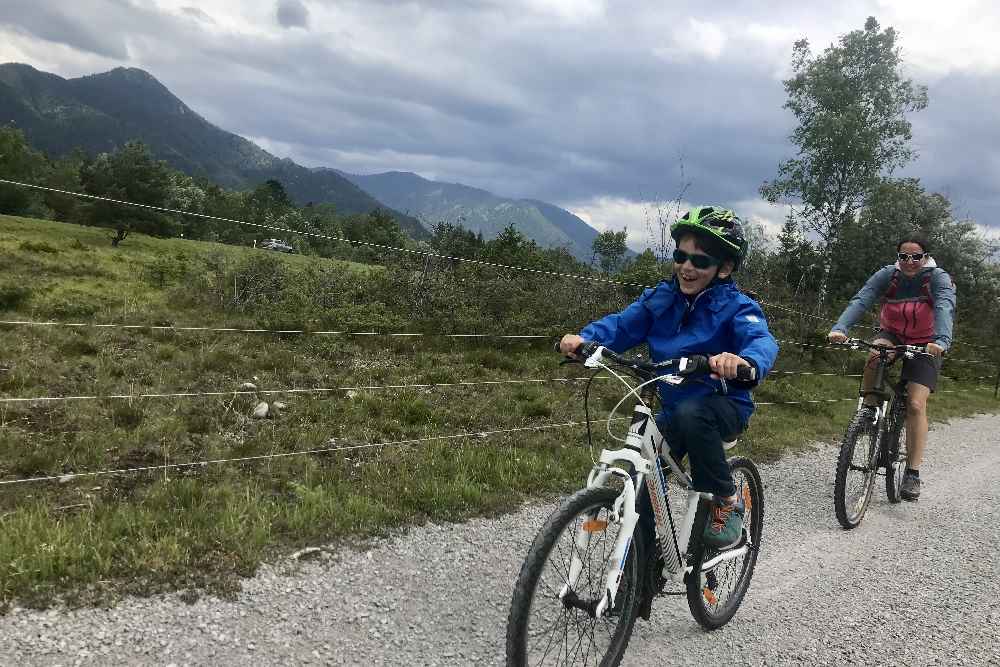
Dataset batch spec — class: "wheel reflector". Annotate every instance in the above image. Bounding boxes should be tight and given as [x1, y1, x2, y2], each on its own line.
[582, 519, 608, 533]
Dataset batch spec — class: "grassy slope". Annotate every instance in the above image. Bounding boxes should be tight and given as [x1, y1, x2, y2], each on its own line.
[0, 214, 996, 609]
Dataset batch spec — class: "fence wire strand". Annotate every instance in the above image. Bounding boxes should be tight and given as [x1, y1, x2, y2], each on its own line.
[0, 387, 991, 488]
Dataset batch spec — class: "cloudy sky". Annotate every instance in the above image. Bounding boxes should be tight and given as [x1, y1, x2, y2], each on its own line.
[1, 0, 998, 250]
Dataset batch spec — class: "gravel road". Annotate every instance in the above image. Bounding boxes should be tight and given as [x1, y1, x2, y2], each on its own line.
[2, 414, 998, 666]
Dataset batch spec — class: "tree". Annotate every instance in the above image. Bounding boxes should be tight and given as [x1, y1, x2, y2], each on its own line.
[245, 179, 293, 224]
[761, 17, 928, 306]
[0, 126, 47, 215]
[619, 248, 664, 297]
[591, 229, 628, 273]
[79, 142, 176, 245]
[43, 149, 85, 222]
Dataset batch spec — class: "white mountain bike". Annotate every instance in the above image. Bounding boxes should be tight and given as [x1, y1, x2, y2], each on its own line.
[505, 342, 764, 666]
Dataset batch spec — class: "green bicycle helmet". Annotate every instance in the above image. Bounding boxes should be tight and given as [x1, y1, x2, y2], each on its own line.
[670, 205, 748, 270]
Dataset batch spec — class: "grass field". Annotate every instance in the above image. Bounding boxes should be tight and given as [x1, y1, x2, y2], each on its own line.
[1, 213, 996, 610]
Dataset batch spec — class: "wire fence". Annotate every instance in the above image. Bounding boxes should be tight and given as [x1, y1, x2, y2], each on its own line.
[1, 175, 998, 494]
[0, 366, 988, 406]
[3, 176, 992, 353]
[0, 319, 552, 340]
[0, 319, 992, 368]
[0, 385, 992, 489]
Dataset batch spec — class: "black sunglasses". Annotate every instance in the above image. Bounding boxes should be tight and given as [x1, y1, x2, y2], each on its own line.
[897, 252, 927, 263]
[673, 248, 720, 270]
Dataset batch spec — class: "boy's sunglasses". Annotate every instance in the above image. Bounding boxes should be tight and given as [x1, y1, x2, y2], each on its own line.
[673, 248, 720, 270]
[897, 252, 927, 263]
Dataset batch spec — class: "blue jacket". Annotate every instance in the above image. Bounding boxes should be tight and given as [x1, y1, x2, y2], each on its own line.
[579, 278, 779, 426]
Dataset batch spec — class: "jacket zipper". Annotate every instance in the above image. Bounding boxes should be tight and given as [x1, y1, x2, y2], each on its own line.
[676, 284, 718, 333]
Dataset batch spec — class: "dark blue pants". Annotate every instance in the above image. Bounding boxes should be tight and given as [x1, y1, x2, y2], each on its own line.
[638, 396, 745, 541]
[660, 395, 745, 497]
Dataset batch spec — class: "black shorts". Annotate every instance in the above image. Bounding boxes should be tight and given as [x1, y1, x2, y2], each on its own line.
[874, 330, 943, 392]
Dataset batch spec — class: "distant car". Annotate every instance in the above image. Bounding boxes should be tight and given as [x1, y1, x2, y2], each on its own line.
[260, 239, 294, 253]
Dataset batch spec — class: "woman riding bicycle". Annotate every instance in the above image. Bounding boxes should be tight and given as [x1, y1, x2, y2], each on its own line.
[560, 206, 779, 549]
[827, 234, 956, 501]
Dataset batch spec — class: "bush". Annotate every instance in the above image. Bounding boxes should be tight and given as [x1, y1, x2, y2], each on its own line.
[0, 284, 31, 310]
[18, 240, 60, 254]
[110, 403, 145, 430]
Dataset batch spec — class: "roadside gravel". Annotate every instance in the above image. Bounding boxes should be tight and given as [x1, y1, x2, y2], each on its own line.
[1, 414, 998, 666]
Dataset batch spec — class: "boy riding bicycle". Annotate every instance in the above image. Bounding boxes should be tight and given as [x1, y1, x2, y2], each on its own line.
[560, 206, 779, 548]
[828, 234, 956, 501]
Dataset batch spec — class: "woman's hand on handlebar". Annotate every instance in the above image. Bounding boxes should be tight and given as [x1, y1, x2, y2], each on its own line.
[708, 352, 751, 380]
[827, 331, 848, 344]
[559, 334, 585, 357]
[926, 342, 945, 357]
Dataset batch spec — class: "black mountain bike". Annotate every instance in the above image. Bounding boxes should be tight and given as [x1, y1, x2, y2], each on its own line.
[832, 338, 932, 529]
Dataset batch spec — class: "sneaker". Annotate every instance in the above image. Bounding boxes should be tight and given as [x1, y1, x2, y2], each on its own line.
[900, 471, 921, 501]
[702, 497, 745, 549]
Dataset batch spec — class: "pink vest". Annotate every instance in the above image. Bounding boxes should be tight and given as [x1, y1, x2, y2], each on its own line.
[878, 270, 935, 344]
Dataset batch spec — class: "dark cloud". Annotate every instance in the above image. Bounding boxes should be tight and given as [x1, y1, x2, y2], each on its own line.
[904, 72, 1000, 225]
[276, 0, 309, 29]
[0, 1, 129, 59]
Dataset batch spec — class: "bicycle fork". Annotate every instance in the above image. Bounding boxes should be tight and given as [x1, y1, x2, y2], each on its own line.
[560, 466, 640, 619]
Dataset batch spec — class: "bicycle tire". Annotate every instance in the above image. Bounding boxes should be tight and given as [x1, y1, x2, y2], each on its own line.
[684, 456, 764, 630]
[506, 487, 643, 667]
[834, 410, 881, 529]
[885, 400, 908, 503]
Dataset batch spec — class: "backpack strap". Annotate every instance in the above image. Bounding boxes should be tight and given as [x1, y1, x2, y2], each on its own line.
[882, 268, 936, 305]
[882, 269, 901, 302]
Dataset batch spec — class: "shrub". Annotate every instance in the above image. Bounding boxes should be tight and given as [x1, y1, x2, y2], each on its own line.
[0, 284, 30, 310]
[19, 240, 60, 254]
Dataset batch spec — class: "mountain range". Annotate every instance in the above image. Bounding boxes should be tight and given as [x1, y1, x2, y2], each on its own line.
[0, 62, 601, 257]
[336, 170, 600, 258]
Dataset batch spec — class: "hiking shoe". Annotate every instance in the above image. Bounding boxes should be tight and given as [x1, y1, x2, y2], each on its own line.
[900, 472, 921, 501]
[703, 497, 745, 549]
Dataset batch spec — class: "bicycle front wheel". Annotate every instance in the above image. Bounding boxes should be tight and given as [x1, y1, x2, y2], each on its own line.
[506, 487, 643, 667]
[834, 410, 881, 529]
[684, 456, 764, 630]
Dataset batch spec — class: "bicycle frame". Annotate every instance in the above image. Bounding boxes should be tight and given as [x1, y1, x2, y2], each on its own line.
[851, 339, 923, 458]
[561, 402, 750, 618]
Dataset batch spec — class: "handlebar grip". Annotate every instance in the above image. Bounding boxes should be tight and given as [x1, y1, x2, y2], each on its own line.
[679, 355, 711, 376]
[680, 355, 756, 381]
[554, 339, 600, 358]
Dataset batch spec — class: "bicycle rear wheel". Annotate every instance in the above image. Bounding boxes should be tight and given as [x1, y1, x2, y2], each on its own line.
[833, 410, 880, 529]
[684, 456, 764, 630]
[506, 487, 643, 667]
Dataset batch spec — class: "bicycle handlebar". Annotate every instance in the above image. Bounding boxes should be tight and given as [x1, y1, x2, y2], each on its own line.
[557, 340, 756, 383]
[836, 337, 936, 358]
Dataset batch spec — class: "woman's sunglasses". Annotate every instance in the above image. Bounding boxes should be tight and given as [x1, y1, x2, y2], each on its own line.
[897, 252, 927, 263]
[673, 248, 720, 270]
